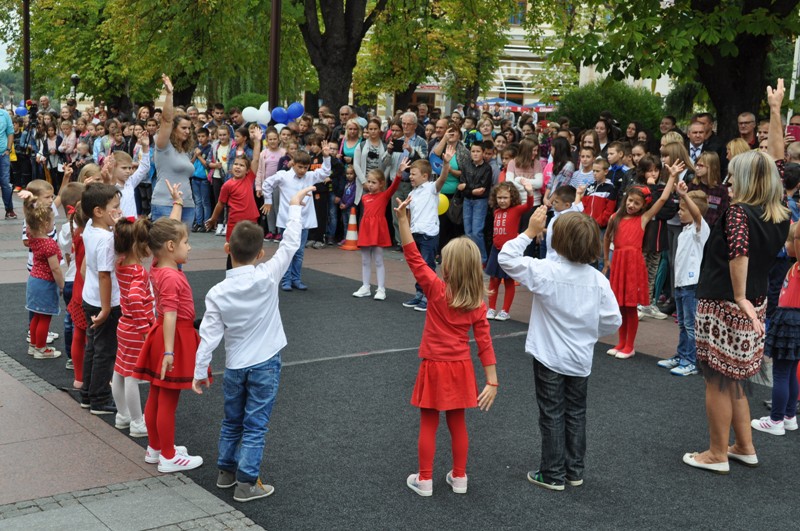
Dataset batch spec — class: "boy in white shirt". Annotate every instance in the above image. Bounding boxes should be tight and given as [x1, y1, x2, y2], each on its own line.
[499, 206, 621, 491]
[111, 131, 151, 218]
[80, 183, 122, 415]
[263, 147, 331, 291]
[545, 184, 584, 259]
[193, 186, 313, 503]
[656, 183, 710, 376]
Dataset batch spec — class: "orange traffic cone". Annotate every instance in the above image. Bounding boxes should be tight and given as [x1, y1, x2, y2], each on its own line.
[340, 207, 359, 251]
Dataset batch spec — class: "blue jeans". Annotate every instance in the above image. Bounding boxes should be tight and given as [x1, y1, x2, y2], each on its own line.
[218, 355, 282, 484]
[190, 178, 212, 227]
[63, 281, 73, 359]
[150, 204, 196, 226]
[462, 197, 488, 263]
[412, 232, 438, 298]
[282, 228, 308, 285]
[674, 285, 697, 366]
[326, 193, 338, 238]
[0, 153, 12, 211]
[533, 357, 588, 484]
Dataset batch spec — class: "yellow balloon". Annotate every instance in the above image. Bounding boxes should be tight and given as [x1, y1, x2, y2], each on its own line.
[438, 194, 449, 216]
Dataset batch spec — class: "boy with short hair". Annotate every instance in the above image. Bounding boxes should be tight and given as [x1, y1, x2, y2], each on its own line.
[656, 183, 709, 376]
[193, 187, 312, 503]
[458, 143, 493, 264]
[80, 182, 123, 414]
[545, 185, 584, 259]
[605, 141, 629, 197]
[263, 146, 332, 291]
[499, 206, 621, 491]
[111, 132, 150, 219]
[463, 117, 479, 149]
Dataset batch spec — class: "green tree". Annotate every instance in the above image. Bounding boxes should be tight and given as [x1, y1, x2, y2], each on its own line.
[556, 80, 664, 134]
[526, 0, 800, 140]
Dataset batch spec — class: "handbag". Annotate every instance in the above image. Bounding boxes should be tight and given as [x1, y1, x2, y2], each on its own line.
[447, 192, 463, 224]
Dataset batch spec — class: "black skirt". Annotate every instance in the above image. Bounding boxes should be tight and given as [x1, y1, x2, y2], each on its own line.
[484, 245, 511, 280]
[765, 307, 800, 361]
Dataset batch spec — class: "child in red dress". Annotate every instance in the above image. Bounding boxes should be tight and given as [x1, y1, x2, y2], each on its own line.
[603, 161, 680, 358]
[395, 196, 498, 497]
[133, 186, 210, 472]
[485, 180, 534, 320]
[113, 217, 156, 438]
[352, 164, 403, 300]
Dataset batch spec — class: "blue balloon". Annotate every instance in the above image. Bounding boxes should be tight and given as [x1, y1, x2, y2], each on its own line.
[286, 102, 304, 121]
[271, 107, 288, 124]
[15, 107, 27, 117]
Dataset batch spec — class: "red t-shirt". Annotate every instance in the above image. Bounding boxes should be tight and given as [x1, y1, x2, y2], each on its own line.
[779, 263, 800, 308]
[220, 171, 259, 241]
[492, 195, 533, 250]
[150, 266, 195, 322]
[29, 237, 62, 281]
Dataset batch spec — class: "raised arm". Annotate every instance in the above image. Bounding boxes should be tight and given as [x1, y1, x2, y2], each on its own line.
[675, 181, 703, 228]
[156, 74, 174, 150]
[642, 162, 679, 225]
[767, 78, 785, 161]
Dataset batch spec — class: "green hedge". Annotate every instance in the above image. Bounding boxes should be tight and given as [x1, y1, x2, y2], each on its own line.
[556, 80, 664, 135]
[225, 93, 268, 111]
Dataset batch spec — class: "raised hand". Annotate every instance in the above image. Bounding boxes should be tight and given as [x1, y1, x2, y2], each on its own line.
[527, 204, 548, 236]
[138, 129, 150, 148]
[394, 195, 412, 220]
[676, 181, 689, 196]
[290, 185, 316, 206]
[767, 78, 785, 111]
[667, 160, 685, 176]
[398, 157, 411, 174]
[162, 74, 174, 94]
[443, 144, 455, 163]
[321, 144, 332, 158]
[251, 127, 263, 143]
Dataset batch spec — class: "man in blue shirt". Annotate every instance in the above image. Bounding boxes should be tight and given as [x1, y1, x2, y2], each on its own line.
[0, 107, 16, 218]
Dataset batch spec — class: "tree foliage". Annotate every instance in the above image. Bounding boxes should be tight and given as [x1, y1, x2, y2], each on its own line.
[557, 80, 665, 134]
[526, 0, 800, 139]
[0, 0, 316, 108]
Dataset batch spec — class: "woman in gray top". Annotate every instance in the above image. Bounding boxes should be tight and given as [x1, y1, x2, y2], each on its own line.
[151, 74, 196, 224]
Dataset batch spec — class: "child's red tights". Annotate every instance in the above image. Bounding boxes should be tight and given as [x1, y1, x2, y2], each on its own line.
[488, 277, 516, 313]
[614, 306, 639, 353]
[144, 386, 181, 459]
[418, 408, 468, 480]
[71, 327, 85, 383]
[29, 313, 52, 349]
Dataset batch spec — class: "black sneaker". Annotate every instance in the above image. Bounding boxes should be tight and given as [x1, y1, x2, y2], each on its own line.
[657, 298, 676, 316]
[527, 470, 564, 491]
[90, 400, 117, 415]
[80, 396, 91, 409]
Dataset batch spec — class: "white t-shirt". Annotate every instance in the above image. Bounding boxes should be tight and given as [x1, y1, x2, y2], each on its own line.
[545, 203, 584, 259]
[58, 223, 76, 282]
[409, 181, 439, 236]
[675, 218, 710, 288]
[82, 219, 120, 307]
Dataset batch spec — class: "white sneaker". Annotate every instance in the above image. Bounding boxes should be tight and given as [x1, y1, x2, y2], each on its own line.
[115, 414, 131, 429]
[494, 310, 510, 321]
[352, 285, 371, 298]
[145, 445, 189, 464]
[158, 451, 203, 473]
[33, 347, 61, 359]
[784, 416, 798, 431]
[645, 304, 669, 320]
[374, 288, 386, 301]
[657, 356, 681, 369]
[27, 344, 36, 356]
[487, 309, 496, 320]
[751, 416, 785, 435]
[215, 224, 224, 236]
[129, 418, 148, 438]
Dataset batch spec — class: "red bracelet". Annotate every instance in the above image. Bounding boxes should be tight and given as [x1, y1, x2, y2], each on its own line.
[486, 382, 499, 387]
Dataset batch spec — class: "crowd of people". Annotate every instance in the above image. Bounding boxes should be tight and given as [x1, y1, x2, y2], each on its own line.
[7, 73, 800, 498]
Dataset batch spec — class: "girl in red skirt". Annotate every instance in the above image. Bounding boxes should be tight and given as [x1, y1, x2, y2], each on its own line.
[113, 217, 155, 438]
[603, 162, 680, 359]
[395, 196, 498, 497]
[133, 183, 209, 473]
[352, 164, 403, 300]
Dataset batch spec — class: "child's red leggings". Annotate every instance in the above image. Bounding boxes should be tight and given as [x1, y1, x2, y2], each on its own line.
[71, 326, 85, 382]
[614, 306, 639, 353]
[488, 277, 516, 313]
[418, 408, 468, 480]
[29, 313, 52, 349]
[144, 386, 181, 459]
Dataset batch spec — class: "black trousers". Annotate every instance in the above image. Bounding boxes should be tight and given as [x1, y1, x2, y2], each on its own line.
[81, 303, 121, 406]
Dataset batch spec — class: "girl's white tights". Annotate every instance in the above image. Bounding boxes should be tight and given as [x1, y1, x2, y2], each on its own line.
[361, 247, 385, 289]
[111, 372, 143, 422]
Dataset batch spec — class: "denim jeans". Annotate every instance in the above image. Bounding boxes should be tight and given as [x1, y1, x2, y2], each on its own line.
[0, 153, 12, 211]
[326, 192, 338, 239]
[218, 354, 282, 483]
[150, 204, 196, 226]
[533, 357, 588, 484]
[674, 285, 697, 366]
[282, 228, 308, 286]
[63, 281, 73, 359]
[462, 197, 488, 263]
[190, 178, 212, 228]
[412, 232, 438, 298]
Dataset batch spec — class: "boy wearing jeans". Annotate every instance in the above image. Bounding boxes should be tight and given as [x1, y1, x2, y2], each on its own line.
[193, 187, 310, 502]
[80, 183, 123, 414]
[499, 207, 621, 491]
[657, 183, 710, 376]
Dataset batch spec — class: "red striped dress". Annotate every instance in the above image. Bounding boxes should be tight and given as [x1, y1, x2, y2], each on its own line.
[116, 263, 155, 377]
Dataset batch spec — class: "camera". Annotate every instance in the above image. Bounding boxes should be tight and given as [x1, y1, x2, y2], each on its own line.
[27, 102, 38, 127]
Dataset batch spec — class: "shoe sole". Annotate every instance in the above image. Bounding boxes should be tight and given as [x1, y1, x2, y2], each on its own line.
[566, 479, 583, 487]
[90, 409, 116, 416]
[115, 422, 131, 429]
[233, 486, 274, 502]
[353, 293, 371, 298]
[402, 301, 421, 308]
[751, 425, 785, 435]
[217, 481, 237, 489]
[414, 307, 427, 312]
[494, 316, 509, 321]
[129, 430, 148, 438]
[615, 351, 635, 359]
[158, 460, 203, 473]
[682, 453, 729, 474]
[671, 370, 699, 376]
[727, 452, 759, 467]
[526, 472, 564, 491]
[374, 295, 386, 301]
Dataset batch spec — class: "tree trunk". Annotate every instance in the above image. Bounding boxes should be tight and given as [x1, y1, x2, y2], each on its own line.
[697, 33, 769, 142]
[173, 76, 197, 108]
[315, 63, 354, 113]
[393, 83, 419, 113]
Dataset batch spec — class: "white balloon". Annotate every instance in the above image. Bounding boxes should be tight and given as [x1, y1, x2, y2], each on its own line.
[242, 106, 259, 123]
[275, 124, 285, 132]
[260, 101, 270, 113]
[256, 108, 271, 125]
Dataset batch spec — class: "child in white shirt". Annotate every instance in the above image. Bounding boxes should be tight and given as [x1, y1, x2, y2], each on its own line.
[545, 185, 584, 259]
